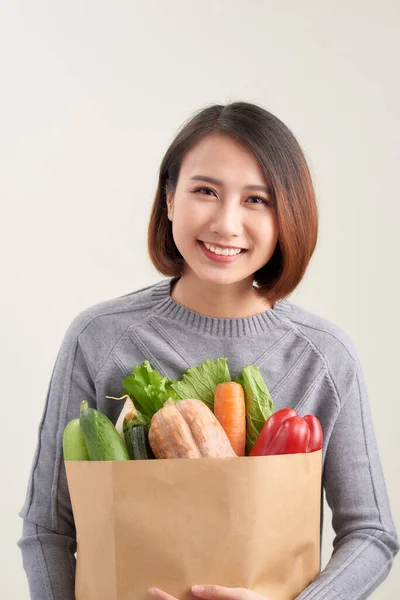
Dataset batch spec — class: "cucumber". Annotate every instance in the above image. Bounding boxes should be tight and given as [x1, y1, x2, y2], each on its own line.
[124, 425, 154, 460]
[63, 418, 90, 461]
[123, 407, 154, 460]
[80, 401, 129, 461]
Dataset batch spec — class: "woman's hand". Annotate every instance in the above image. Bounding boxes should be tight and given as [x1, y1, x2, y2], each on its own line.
[148, 584, 270, 600]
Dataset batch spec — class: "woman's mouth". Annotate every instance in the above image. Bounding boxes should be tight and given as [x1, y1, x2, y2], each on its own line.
[197, 240, 247, 263]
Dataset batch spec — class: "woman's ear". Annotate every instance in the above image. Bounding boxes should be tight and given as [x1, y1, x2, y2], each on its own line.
[166, 192, 174, 221]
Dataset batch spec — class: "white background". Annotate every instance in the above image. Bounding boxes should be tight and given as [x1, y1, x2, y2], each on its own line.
[1, 1, 399, 598]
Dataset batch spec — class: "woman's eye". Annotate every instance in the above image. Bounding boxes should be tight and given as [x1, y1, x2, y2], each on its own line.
[193, 186, 215, 196]
[246, 196, 270, 205]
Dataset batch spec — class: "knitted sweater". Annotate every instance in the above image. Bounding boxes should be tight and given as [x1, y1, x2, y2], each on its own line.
[18, 278, 399, 599]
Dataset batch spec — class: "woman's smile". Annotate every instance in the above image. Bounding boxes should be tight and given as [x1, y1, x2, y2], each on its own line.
[197, 240, 248, 263]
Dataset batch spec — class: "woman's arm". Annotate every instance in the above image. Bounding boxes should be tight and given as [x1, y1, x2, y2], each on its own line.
[294, 358, 399, 600]
[17, 316, 97, 600]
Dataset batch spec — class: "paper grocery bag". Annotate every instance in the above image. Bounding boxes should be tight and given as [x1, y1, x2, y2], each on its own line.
[65, 449, 322, 600]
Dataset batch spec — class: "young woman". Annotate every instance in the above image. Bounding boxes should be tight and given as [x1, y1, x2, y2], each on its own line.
[18, 102, 399, 600]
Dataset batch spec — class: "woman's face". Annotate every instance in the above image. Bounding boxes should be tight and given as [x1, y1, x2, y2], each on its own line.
[166, 132, 279, 288]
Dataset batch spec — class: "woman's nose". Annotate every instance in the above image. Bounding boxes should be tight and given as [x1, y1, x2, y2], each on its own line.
[209, 203, 243, 239]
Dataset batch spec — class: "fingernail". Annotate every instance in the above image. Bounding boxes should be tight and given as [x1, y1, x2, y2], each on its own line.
[148, 588, 158, 597]
[192, 585, 205, 594]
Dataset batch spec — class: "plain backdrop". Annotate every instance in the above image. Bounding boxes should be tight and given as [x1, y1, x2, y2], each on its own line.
[1, 1, 399, 598]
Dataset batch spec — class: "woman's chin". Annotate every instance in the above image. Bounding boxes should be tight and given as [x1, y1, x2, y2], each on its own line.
[190, 264, 252, 287]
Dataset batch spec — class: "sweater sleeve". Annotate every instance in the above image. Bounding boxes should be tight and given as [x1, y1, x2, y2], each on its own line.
[17, 315, 96, 600]
[294, 358, 399, 600]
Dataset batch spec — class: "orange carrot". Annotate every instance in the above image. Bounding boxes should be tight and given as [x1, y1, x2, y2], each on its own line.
[213, 382, 246, 456]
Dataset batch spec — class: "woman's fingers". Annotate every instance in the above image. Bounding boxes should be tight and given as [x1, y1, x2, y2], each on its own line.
[149, 585, 267, 600]
[191, 585, 251, 599]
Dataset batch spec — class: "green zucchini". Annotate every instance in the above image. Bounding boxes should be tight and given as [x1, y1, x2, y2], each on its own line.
[63, 415, 90, 461]
[123, 407, 154, 460]
[79, 400, 129, 461]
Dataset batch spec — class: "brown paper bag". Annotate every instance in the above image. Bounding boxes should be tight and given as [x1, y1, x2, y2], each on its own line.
[65, 449, 322, 600]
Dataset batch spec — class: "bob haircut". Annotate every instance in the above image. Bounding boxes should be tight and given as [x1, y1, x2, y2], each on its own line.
[147, 101, 318, 306]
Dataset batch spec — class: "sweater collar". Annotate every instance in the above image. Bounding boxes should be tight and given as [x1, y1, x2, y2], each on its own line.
[150, 278, 292, 337]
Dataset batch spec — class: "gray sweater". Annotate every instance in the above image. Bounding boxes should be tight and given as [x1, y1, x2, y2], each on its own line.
[18, 278, 399, 600]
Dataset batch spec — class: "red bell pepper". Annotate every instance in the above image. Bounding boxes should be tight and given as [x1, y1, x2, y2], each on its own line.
[303, 414, 323, 453]
[249, 408, 322, 456]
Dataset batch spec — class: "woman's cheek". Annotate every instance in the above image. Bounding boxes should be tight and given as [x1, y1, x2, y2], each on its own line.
[181, 205, 212, 237]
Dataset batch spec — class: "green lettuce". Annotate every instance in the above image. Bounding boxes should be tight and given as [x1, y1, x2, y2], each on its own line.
[170, 358, 231, 410]
[122, 360, 179, 418]
[235, 365, 274, 454]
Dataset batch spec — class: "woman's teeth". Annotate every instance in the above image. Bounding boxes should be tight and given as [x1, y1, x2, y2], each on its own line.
[202, 241, 243, 256]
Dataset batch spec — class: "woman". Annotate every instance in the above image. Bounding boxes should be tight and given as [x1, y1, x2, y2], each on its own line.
[18, 102, 399, 600]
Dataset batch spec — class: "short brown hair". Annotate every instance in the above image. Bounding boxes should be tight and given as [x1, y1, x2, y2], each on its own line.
[147, 101, 318, 306]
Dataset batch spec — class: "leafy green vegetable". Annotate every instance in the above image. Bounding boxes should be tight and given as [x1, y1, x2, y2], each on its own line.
[170, 358, 231, 410]
[122, 360, 179, 418]
[235, 365, 274, 454]
[121, 359, 273, 439]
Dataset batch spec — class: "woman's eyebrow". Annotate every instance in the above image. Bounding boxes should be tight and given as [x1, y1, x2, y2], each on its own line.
[189, 175, 271, 194]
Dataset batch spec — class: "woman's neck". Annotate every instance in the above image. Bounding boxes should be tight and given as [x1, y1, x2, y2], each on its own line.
[170, 273, 272, 319]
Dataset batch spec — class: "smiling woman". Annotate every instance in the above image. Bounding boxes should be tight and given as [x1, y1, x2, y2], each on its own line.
[17, 101, 399, 600]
